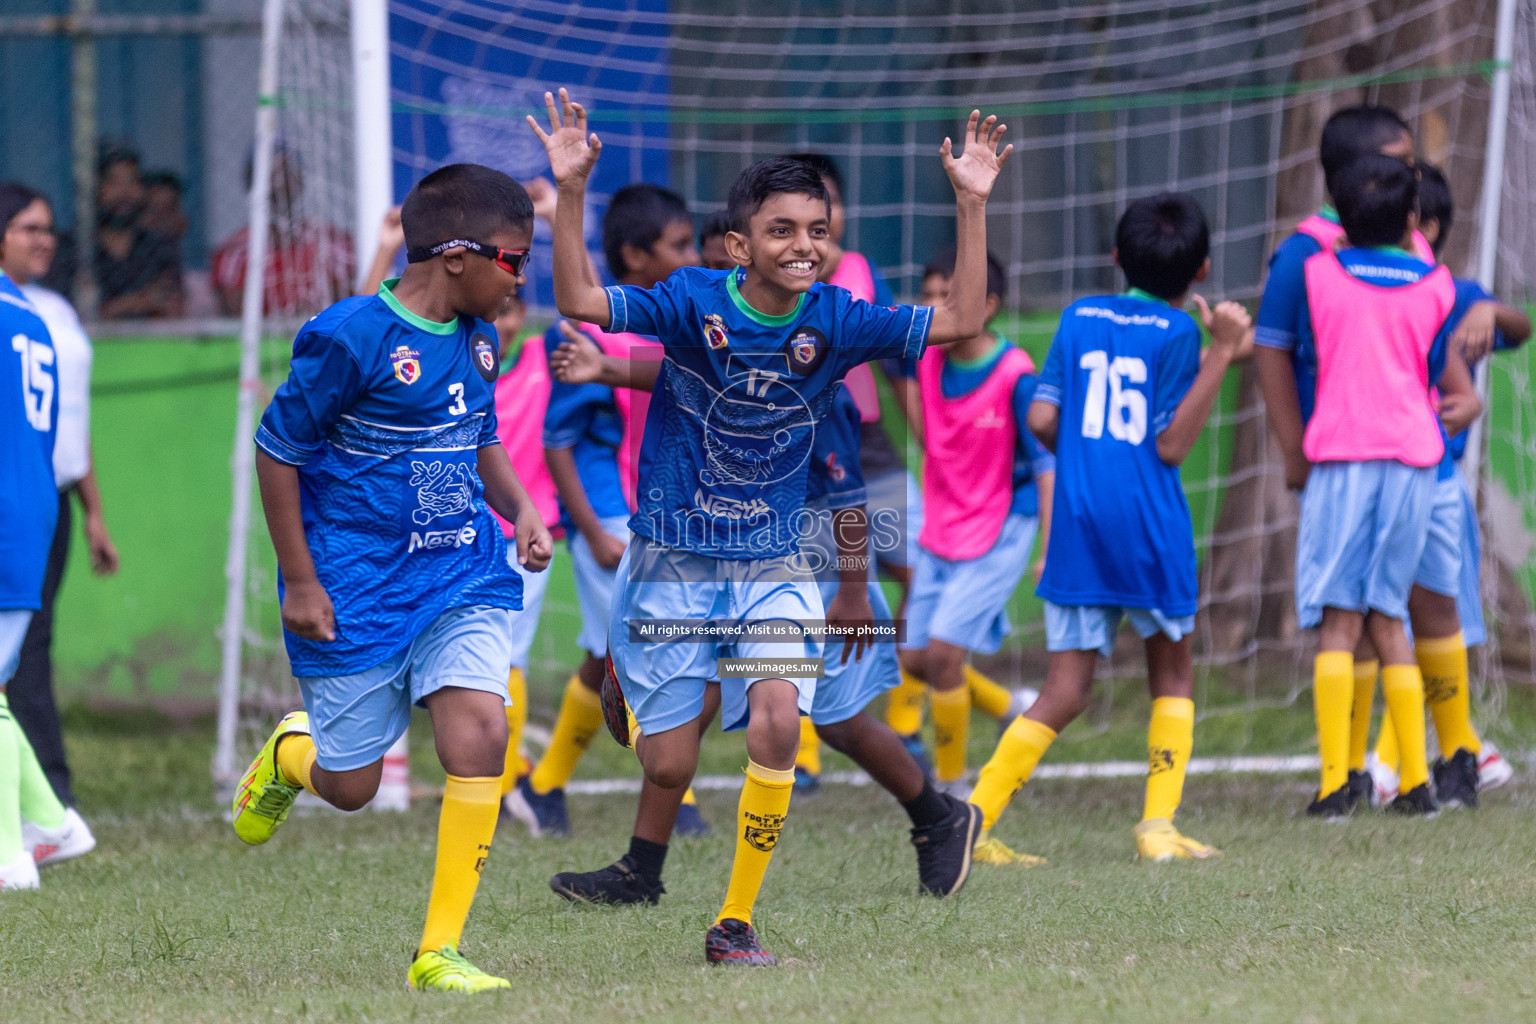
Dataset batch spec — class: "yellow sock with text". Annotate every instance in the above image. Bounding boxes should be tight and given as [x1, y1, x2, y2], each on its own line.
[1313, 652, 1353, 797]
[1417, 632, 1482, 757]
[969, 716, 1057, 831]
[930, 686, 971, 783]
[794, 716, 822, 776]
[419, 775, 499, 955]
[885, 671, 928, 736]
[529, 676, 603, 794]
[715, 762, 794, 926]
[1382, 664, 1430, 791]
[1142, 697, 1194, 823]
[1348, 659, 1379, 772]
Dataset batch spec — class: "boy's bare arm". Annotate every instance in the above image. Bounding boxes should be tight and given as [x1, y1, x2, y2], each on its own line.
[824, 506, 874, 666]
[549, 322, 661, 391]
[1453, 299, 1534, 362]
[1253, 344, 1310, 490]
[1032, 470, 1054, 584]
[477, 446, 554, 571]
[1027, 400, 1060, 453]
[527, 89, 610, 326]
[1156, 297, 1251, 467]
[546, 446, 626, 570]
[1435, 346, 1483, 438]
[928, 111, 1012, 346]
[255, 450, 335, 642]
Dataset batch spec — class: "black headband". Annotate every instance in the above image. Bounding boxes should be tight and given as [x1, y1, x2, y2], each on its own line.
[406, 238, 484, 263]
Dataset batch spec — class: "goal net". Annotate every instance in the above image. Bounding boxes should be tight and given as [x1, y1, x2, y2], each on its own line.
[215, 0, 1534, 792]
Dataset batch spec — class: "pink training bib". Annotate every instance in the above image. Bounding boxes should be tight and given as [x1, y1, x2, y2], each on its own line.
[917, 344, 1035, 560]
[1301, 251, 1452, 467]
[493, 338, 560, 535]
[578, 321, 662, 510]
[1295, 213, 1435, 264]
[829, 251, 882, 422]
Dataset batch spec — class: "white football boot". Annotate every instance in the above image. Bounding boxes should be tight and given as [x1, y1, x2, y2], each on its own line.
[0, 850, 40, 891]
[1476, 741, 1514, 791]
[1364, 751, 1399, 807]
[23, 807, 96, 867]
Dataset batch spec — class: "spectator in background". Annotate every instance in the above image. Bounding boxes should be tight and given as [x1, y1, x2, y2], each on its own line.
[212, 145, 353, 317]
[93, 146, 184, 319]
[0, 182, 119, 811]
[140, 171, 188, 243]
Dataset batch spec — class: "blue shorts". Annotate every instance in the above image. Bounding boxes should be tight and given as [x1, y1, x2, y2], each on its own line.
[1296, 460, 1436, 628]
[811, 581, 899, 726]
[297, 605, 514, 772]
[570, 514, 631, 657]
[1413, 475, 1463, 598]
[0, 610, 33, 685]
[1454, 473, 1487, 646]
[505, 544, 554, 670]
[1043, 602, 1195, 657]
[901, 512, 1037, 655]
[867, 468, 924, 570]
[607, 536, 822, 736]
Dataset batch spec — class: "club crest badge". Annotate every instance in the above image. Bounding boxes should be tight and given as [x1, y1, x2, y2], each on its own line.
[784, 326, 827, 373]
[391, 345, 422, 385]
[470, 332, 498, 382]
[703, 314, 729, 350]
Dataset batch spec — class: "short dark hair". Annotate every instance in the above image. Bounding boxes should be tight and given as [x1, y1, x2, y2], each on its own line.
[96, 142, 140, 179]
[1332, 154, 1418, 250]
[699, 208, 733, 245]
[785, 152, 844, 198]
[602, 183, 690, 278]
[922, 246, 1007, 302]
[1114, 192, 1210, 301]
[400, 163, 534, 252]
[142, 170, 183, 194]
[0, 182, 47, 238]
[1320, 105, 1411, 189]
[1416, 162, 1453, 256]
[725, 158, 829, 235]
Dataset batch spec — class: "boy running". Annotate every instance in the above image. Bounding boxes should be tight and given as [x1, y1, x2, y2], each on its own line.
[967, 193, 1250, 863]
[530, 88, 1008, 964]
[231, 164, 554, 993]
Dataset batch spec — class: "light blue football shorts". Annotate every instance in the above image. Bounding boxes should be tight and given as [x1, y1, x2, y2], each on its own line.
[1043, 602, 1195, 657]
[505, 544, 554, 671]
[607, 536, 822, 736]
[1454, 473, 1487, 646]
[1295, 460, 1436, 628]
[866, 467, 924, 570]
[296, 604, 514, 772]
[811, 581, 899, 726]
[569, 513, 631, 658]
[1412, 474, 1464, 598]
[0, 610, 34, 685]
[900, 512, 1037, 655]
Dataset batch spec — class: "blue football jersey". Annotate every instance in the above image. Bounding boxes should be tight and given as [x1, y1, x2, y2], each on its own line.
[256, 281, 522, 676]
[1035, 294, 1202, 614]
[0, 275, 59, 611]
[607, 266, 929, 559]
[804, 388, 867, 509]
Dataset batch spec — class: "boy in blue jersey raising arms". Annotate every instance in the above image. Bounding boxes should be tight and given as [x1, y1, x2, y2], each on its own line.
[530, 88, 1009, 965]
[231, 163, 554, 994]
[967, 193, 1252, 863]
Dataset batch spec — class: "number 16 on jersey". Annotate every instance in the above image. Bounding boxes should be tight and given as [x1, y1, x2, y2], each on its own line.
[1079, 350, 1147, 445]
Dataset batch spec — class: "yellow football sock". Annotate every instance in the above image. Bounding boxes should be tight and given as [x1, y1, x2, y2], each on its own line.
[1142, 697, 1194, 823]
[275, 731, 319, 796]
[1374, 713, 1400, 774]
[930, 686, 971, 783]
[1348, 659, 1379, 771]
[886, 670, 928, 736]
[1417, 632, 1482, 757]
[682, 786, 698, 806]
[1382, 664, 1430, 791]
[10, 712, 64, 829]
[970, 716, 1056, 831]
[0, 695, 22, 861]
[715, 761, 794, 926]
[795, 716, 822, 776]
[966, 664, 1013, 719]
[418, 775, 499, 955]
[529, 676, 603, 794]
[1313, 651, 1353, 797]
[499, 668, 529, 795]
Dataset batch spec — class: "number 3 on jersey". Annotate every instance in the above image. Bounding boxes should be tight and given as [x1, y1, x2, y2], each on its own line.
[447, 381, 467, 415]
[1079, 350, 1147, 444]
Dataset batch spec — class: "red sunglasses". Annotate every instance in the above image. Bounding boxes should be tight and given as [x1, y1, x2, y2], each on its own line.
[406, 237, 531, 276]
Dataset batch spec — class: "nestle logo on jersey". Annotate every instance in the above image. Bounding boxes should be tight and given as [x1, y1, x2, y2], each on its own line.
[408, 525, 478, 552]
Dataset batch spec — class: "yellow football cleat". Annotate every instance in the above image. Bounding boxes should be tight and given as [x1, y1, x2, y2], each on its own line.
[408, 945, 511, 993]
[1133, 818, 1221, 861]
[231, 710, 310, 846]
[972, 831, 1047, 867]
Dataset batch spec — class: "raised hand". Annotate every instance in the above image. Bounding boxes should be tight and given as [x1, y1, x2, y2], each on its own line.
[524, 176, 558, 226]
[940, 110, 1013, 203]
[1193, 294, 1253, 358]
[548, 320, 606, 384]
[527, 88, 602, 185]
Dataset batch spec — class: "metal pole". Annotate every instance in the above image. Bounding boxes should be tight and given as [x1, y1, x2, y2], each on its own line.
[351, 0, 393, 289]
[1460, 0, 1518, 491]
[213, 0, 286, 789]
[69, 0, 98, 320]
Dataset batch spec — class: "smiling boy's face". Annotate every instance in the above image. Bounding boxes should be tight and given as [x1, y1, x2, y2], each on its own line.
[727, 192, 830, 296]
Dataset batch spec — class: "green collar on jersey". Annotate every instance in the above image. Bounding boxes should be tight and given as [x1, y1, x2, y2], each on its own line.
[1363, 245, 1417, 260]
[378, 278, 459, 335]
[946, 334, 1009, 370]
[1123, 286, 1170, 306]
[1319, 205, 1340, 223]
[726, 268, 807, 327]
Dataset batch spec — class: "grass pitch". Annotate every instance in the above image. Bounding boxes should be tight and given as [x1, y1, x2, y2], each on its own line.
[3, 708, 1535, 1024]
